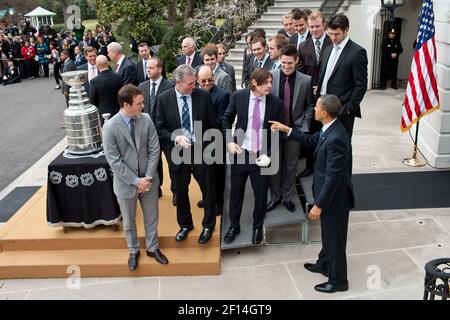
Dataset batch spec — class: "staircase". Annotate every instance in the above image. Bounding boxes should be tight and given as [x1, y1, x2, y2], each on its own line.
[226, 0, 349, 88]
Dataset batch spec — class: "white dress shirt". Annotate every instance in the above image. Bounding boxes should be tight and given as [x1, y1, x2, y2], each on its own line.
[175, 87, 195, 143]
[242, 92, 266, 152]
[320, 36, 350, 95]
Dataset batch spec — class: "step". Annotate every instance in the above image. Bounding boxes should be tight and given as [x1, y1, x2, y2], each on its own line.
[0, 186, 220, 251]
[0, 247, 220, 278]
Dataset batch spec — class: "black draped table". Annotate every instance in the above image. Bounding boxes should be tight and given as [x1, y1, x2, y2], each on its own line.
[46, 151, 121, 229]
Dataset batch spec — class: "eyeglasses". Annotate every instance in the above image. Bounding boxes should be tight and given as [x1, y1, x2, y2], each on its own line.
[200, 79, 214, 83]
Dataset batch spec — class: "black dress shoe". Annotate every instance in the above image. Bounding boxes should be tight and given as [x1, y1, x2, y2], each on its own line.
[158, 188, 163, 198]
[314, 282, 348, 293]
[197, 199, 206, 208]
[198, 228, 213, 244]
[172, 194, 177, 206]
[147, 249, 169, 264]
[223, 227, 240, 243]
[284, 201, 295, 212]
[299, 168, 313, 177]
[304, 263, 329, 277]
[128, 251, 140, 271]
[252, 227, 263, 245]
[267, 199, 281, 212]
[175, 227, 193, 241]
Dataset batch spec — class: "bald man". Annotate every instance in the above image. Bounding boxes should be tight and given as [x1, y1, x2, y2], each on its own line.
[197, 66, 230, 215]
[89, 55, 124, 124]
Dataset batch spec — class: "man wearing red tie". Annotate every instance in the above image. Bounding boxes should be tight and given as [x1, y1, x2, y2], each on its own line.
[222, 69, 284, 245]
[176, 37, 203, 69]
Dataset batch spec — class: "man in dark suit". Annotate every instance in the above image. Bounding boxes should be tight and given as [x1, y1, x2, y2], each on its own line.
[60, 50, 77, 107]
[297, 10, 333, 178]
[270, 94, 353, 293]
[176, 37, 203, 69]
[267, 45, 314, 213]
[103, 84, 168, 271]
[198, 65, 230, 216]
[77, 46, 98, 96]
[277, 14, 296, 39]
[317, 14, 368, 139]
[222, 68, 284, 245]
[89, 55, 124, 124]
[139, 57, 175, 200]
[155, 65, 218, 244]
[216, 44, 236, 92]
[136, 42, 152, 84]
[242, 37, 274, 89]
[107, 41, 138, 85]
[290, 10, 311, 50]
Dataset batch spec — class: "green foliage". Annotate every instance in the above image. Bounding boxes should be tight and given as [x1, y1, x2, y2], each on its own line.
[158, 20, 186, 74]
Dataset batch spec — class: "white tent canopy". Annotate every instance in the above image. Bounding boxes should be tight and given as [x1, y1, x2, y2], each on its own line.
[24, 6, 56, 28]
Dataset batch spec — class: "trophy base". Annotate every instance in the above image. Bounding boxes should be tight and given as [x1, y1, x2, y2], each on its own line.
[402, 157, 427, 167]
[63, 147, 104, 159]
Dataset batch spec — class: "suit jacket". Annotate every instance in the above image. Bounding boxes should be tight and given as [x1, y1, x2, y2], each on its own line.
[74, 53, 87, 67]
[103, 111, 160, 199]
[270, 69, 315, 132]
[290, 119, 354, 213]
[139, 78, 175, 120]
[176, 53, 203, 69]
[214, 66, 233, 95]
[222, 89, 284, 157]
[242, 55, 274, 89]
[61, 58, 77, 94]
[136, 59, 149, 84]
[221, 61, 236, 92]
[118, 57, 137, 85]
[89, 69, 124, 116]
[298, 34, 332, 86]
[317, 39, 368, 118]
[289, 31, 312, 49]
[155, 87, 217, 168]
[209, 85, 230, 129]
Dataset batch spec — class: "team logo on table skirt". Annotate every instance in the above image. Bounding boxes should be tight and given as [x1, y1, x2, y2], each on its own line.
[49, 171, 63, 184]
[66, 175, 79, 188]
[94, 168, 108, 182]
[80, 173, 95, 187]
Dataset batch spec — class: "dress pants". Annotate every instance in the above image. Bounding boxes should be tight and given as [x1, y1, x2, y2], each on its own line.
[116, 177, 160, 254]
[229, 150, 269, 230]
[270, 139, 301, 203]
[174, 146, 216, 230]
[315, 208, 350, 286]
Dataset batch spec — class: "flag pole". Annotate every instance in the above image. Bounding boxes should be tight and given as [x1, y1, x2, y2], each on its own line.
[403, 120, 427, 167]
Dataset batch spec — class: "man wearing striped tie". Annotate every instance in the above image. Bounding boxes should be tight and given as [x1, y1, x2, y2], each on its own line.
[155, 65, 218, 244]
[222, 68, 284, 245]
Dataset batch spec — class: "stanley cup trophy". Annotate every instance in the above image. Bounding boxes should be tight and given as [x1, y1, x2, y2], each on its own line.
[62, 70, 103, 156]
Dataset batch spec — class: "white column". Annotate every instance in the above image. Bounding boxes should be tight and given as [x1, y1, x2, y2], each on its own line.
[417, 0, 450, 168]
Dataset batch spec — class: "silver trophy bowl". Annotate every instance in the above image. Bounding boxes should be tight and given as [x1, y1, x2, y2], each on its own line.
[62, 70, 103, 156]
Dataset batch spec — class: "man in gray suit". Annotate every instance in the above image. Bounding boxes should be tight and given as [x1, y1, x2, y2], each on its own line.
[202, 45, 233, 95]
[268, 44, 315, 213]
[103, 84, 169, 271]
[60, 50, 76, 107]
[216, 44, 236, 91]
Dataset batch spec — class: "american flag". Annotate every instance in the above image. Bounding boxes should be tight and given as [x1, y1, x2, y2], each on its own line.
[401, 0, 440, 132]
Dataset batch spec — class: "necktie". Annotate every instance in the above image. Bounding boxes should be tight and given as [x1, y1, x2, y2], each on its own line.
[251, 98, 261, 153]
[283, 76, 291, 125]
[181, 96, 191, 140]
[319, 127, 325, 140]
[315, 39, 321, 61]
[115, 63, 120, 73]
[220, 63, 226, 71]
[321, 45, 341, 95]
[150, 82, 157, 115]
[257, 60, 263, 69]
[129, 117, 136, 147]
[143, 60, 147, 80]
[186, 56, 191, 66]
[89, 66, 96, 82]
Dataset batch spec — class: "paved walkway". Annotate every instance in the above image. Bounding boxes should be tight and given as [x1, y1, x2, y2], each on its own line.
[0, 88, 449, 300]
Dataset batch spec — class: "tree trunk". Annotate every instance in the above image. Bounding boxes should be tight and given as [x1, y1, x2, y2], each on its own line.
[61, 0, 70, 30]
[167, 0, 177, 25]
[184, 0, 196, 19]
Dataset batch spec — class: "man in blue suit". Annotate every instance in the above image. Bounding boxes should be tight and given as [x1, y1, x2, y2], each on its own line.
[270, 94, 354, 293]
[107, 41, 138, 85]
